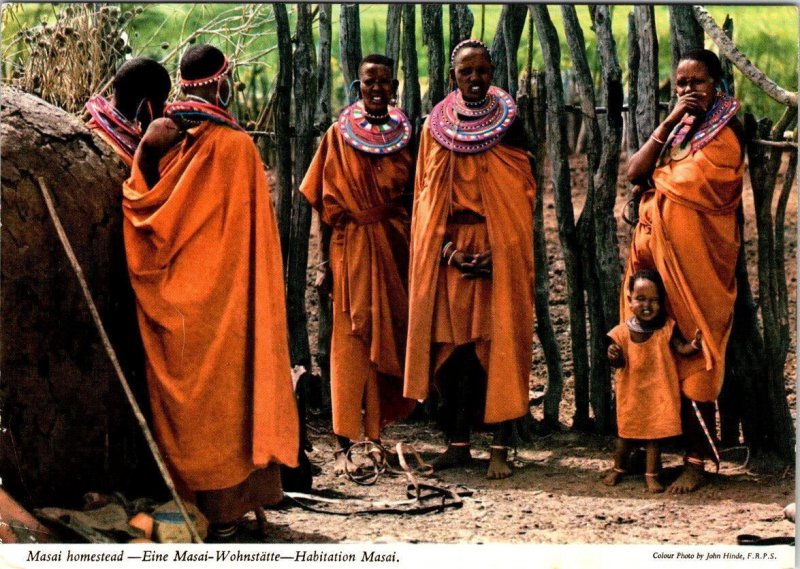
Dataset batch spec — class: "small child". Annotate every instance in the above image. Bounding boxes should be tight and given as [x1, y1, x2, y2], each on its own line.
[604, 269, 702, 493]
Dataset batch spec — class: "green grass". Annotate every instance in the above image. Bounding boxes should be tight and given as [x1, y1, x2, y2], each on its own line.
[3, 3, 797, 122]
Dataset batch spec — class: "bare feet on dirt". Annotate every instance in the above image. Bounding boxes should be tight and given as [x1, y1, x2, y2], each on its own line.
[487, 447, 512, 480]
[668, 466, 706, 494]
[430, 444, 473, 471]
[645, 473, 665, 493]
[333, 449, 358, 476]
[602, 468, 625, 486]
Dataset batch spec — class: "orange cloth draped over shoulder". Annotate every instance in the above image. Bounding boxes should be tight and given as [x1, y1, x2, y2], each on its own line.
[122, 122, 299, 493]
[299, 125, 415, 440]
[404, 121, 536, 424]
[622, 126, 744, 402]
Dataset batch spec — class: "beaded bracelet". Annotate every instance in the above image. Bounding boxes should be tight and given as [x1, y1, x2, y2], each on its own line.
[441, 241, 455, 259]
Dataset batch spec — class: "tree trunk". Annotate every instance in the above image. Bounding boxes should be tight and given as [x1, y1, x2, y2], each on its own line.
[339, 3, 363, 102]
[720, 16, 736, 97]
[286, 4, 317, 369]
[386, 5, 402, 77]
[402, 5, 422, 143]
[530, 5, 591, 431]
[0, 87, 160, 507]
[634, 6, 659, 139]
[449, 4, 474, 57]
[489, 4, 527, 98]
[589, 4, 624, 433]
[626, 12, 640, 155]
[519, 65, 564, 430]
[315, 3, 334, 413]
[273, 3, 293, 267]
[421, 4, 445, 112]
[741, 113, 795, 462]
[316, 4, 333, 127]
[562, 6, 608, 432]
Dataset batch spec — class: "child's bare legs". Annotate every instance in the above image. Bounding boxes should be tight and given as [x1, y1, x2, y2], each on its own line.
[603, 438, 631, 486]
[669, 398, 712, 494]
[487, 421, 513, 480]
[644, 440, 664, 493]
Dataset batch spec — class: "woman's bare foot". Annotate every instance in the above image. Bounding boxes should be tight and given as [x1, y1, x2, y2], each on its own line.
[644, 473, 664, 493]
[667, 465, 706, 494]
[430, 443, 473, 471]
[333, 448, 357, 476]
[602, 468, 626, 486]
[487, 446, 512, 480]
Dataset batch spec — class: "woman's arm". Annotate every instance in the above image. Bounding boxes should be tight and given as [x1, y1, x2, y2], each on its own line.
[671, 327, 702, 357]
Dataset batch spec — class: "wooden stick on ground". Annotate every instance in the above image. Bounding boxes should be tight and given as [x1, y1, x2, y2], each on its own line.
[36, 177, 203, 545]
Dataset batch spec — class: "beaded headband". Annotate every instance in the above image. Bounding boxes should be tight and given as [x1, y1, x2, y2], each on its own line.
[450, 38, 491, 67]
[179, 57, 230, 88]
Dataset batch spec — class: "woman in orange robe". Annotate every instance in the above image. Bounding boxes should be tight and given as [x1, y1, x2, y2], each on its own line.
[123, 45, 299, 538]
[404, 40, 536, 479]
[625, 49, 744, 493]
[300, 54, 415, 473]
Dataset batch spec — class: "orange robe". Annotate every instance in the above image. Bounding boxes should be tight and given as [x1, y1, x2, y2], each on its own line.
[623, 126, 744, 402]
[299, 125, 415, 441]
[122, 122, 299, 513]
[608, 319, 682, 440]
[404, 121, 536, 424]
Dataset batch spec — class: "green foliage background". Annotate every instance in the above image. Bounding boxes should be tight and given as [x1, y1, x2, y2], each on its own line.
[2, 3, 797, 122]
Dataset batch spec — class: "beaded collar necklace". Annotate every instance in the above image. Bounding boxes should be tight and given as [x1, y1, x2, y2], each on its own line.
[164, 99, 244, 132]
[625, 316, 664, 334]
[85, 95, 141, 160]
[664, 93, 740, 161]
[337, 100, 411, 155]
[429, 85, 516, 154]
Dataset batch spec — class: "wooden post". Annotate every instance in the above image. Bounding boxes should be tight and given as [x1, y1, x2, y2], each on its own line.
[720, 16, 736, 97]
[590, 5, 624, 434]
[741, 112, 796, 462]
[422, 4, 445, 111]
[530, 5, 591, 431]
[386, 4, 402, 76]
[668, 6, 703, 107]
[634, 6, 659, 140]
[317, 4, 333, 126]
[562, 5, 610, 433]
[402, 5, 422, 142]
[521, 65, 565, 431]
[339, 4, 363, 102]
[449, 4, 474, 56]
[286, 3, 317, 369]
[489, 5, 527, 98]
[626, 12, 640, 154]
[315, 2, 334, 412]
[273, 3, 293, 266]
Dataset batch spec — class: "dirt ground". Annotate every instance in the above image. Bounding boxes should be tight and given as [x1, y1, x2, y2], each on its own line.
[262, 152, 798, 546]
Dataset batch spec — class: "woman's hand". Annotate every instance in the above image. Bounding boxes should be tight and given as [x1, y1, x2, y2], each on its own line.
[452, 249, 492, 279]
[663, 91, 707, 129]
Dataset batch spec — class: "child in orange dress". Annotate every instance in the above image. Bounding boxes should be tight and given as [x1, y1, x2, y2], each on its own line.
[604, 269, 702, 493]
